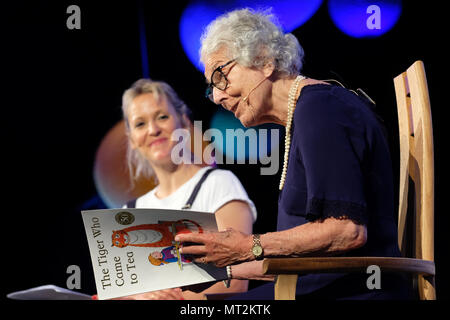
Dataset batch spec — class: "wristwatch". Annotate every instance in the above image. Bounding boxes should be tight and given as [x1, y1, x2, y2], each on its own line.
[251, 234, 264, 260]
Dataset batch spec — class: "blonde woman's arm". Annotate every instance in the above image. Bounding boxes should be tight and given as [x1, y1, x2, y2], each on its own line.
[181, 200, 254, 300]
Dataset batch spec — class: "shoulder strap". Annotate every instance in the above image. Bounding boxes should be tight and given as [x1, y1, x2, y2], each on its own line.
[182, 167, 217, 210]
[125, 167, 217, 210]
[126, 198, 137, 209]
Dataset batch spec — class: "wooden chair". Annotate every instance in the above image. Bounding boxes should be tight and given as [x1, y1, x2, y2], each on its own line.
[262, 60, 436, 300]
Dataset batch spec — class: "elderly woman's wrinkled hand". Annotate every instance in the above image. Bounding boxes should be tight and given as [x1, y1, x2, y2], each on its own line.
[175, 228, 253, 268]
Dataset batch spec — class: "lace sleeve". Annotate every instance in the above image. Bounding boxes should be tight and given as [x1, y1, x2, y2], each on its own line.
[306, 197, 367, 225]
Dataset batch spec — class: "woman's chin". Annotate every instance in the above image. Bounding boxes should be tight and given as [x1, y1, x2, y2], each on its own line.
[238, 113, 257, 128]
[148, 152, 174, 166]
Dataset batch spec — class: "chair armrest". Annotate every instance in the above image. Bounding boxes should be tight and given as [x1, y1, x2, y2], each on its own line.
[262, 257, 435, 276]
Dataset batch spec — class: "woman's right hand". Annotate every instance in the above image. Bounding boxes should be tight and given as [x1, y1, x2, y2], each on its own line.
[111, 287, 184, 300]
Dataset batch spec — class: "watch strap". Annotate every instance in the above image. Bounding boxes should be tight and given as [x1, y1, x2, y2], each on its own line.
[251, 234, 263, 259]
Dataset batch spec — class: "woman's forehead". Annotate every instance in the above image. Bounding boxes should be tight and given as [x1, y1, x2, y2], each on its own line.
[204, 48, 231, 77]
[129, 93, 168, 116]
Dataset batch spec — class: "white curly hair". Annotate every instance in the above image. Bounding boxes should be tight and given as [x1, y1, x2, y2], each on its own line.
[200, 8, 304, 77]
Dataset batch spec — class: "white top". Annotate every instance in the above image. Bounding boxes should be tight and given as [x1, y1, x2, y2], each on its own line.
[132, 166, 257, 222]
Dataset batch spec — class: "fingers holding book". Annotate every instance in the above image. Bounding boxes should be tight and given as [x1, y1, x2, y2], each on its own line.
[176, 228, 253, 268]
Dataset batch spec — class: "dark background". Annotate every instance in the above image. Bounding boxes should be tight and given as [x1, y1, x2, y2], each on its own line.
[2, 0, 448, 301]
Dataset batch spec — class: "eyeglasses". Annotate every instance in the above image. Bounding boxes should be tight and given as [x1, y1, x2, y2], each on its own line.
[205, 59, 236, 102]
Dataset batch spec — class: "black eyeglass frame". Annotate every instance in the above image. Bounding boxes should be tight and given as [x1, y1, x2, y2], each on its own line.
[205, 59, 236, 101]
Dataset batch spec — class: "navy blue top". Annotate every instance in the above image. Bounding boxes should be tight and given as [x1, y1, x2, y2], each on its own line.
[277, 84, 408, 297]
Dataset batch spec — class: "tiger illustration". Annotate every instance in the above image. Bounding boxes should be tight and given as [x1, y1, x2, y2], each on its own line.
[111, 219, 203, 248]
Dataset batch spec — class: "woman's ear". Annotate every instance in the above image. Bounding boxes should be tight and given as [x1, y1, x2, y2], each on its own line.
[181, 114, 192, 129]
[127, 130, 138, 150]
[262, 60, 275, 78]
[129, 138, 138, 150]
[123, 120, 137, 149]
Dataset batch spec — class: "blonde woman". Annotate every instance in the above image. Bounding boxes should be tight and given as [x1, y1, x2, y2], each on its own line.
[118, 79, 256, 300]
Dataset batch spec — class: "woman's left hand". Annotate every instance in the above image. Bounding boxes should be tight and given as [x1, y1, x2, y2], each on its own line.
[175, 228, 253, 267]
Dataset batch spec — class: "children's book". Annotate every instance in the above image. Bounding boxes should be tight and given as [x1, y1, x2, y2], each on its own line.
[81, 208, 226, 300]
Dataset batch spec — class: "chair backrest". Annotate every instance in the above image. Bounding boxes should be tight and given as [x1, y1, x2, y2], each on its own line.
[393, 60, 435, 299]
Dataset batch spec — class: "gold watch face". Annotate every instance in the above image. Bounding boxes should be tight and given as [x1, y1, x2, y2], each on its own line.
[252, 245, 263, 257]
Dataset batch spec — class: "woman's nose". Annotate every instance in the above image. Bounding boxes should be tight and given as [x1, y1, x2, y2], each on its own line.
[213, 86, 228, 105]
[147, 121, 161, 136]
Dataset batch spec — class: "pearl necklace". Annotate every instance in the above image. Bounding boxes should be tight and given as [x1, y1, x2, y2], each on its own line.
[279, 75, 306, 190]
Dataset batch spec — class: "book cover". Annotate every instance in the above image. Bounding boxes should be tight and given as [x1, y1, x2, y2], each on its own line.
[81, 208, 226, 300]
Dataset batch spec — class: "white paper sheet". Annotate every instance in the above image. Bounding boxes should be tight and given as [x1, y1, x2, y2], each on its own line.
[7, 285, 92, 300]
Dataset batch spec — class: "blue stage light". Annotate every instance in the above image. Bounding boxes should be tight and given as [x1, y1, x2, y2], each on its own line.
[210, 110, 248, 162]
[179, 2, 225, 72]
[328, 0, 402, 38]
[179, 0, 323, 72]
[209, 109, 279, 163]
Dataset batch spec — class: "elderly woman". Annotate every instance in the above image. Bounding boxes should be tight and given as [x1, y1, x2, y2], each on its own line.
[176, 9, 411, 299]
[117, 79, 257, 300]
